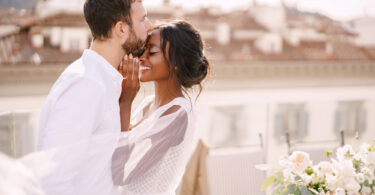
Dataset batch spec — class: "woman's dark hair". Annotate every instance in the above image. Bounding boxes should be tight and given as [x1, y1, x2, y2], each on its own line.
[153, 20, 210, 97]
[84, 0, 138, 40]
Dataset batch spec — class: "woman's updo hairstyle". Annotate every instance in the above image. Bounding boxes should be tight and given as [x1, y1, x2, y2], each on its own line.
[153, 20, 210, 96]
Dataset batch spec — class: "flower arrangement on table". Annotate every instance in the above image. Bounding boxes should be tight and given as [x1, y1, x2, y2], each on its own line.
[259, 142, 375, 195]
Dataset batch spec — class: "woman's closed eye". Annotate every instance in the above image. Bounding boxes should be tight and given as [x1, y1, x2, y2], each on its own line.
[149, 51, 158, 56]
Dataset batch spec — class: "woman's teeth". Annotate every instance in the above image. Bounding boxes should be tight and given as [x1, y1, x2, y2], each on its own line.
[140, 66, 151, 71]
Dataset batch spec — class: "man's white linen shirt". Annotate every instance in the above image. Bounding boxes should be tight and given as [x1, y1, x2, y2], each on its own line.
[37, 49, 123, 150]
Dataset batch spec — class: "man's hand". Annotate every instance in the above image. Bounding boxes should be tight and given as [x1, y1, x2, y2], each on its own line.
[118, 54, 140, 104]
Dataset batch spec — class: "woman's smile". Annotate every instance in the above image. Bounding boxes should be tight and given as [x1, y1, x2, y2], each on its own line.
[140, 64, 152, 74]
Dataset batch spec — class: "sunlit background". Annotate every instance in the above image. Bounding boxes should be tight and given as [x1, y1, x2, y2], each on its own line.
[1, 0, 375, 194]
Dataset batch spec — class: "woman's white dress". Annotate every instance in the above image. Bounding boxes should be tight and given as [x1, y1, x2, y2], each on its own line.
[114, 96, 195, 195]
[0, 96, 196, 195]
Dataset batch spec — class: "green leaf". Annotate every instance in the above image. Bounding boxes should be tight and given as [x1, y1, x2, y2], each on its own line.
[261, 175, 275, 191]
[299, 186, 315, 195]
[287, 184, 299, 195]
[276, 172, 284, 183]
[295, 175, 303, 182]
[353, 159, 361, 171]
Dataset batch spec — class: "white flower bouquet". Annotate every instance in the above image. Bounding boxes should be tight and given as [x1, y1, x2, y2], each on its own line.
[259, 142, 375, 195]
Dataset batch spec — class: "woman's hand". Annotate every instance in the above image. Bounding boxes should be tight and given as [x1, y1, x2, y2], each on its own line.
[118, 54, 140, 131]
[118, 54, 140, 104]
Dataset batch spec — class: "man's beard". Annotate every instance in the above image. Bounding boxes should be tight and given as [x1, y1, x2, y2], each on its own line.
[122, 28, 145, 57]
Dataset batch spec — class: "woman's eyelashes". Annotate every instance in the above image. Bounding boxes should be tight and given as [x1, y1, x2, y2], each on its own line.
[148, 51, 157, 56]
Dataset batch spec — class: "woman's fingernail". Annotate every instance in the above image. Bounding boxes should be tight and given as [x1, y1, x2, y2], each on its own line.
[129, 54, 133, 59]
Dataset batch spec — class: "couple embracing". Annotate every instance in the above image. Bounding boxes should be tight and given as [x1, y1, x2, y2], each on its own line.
[34, 0, 210, 194]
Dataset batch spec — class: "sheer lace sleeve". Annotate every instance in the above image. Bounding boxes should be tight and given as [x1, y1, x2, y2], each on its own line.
[112, 99, 195, 194]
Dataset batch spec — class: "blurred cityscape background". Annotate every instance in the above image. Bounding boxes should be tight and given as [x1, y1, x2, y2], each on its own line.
[0, 0, 375, 194]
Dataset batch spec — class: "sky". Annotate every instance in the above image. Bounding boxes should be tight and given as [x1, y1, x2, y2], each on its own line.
[144, 0, 375, 21]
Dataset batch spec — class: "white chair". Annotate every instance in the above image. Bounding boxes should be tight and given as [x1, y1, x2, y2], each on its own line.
[206, 148, 266, 195]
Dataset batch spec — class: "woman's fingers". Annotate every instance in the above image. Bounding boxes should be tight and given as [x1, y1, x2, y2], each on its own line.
[135, 58, 140, 80]
[132, 58, 140, 81]
[121, 54, 140, 87]
[119, 54, 141, 104]
[128, 54, 134, 80]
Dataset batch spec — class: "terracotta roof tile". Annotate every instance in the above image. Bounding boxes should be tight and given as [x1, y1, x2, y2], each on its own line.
[36, 13, 87, 27]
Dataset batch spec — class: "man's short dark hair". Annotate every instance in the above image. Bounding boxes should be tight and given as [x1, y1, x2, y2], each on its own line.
[84, 0, 137, 40]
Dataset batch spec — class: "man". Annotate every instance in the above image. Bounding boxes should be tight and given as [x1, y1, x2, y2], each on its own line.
[38, 0, 151, 150]
[36, 0, 151, 194]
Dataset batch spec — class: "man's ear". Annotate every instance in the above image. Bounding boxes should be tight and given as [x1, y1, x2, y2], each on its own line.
[113, 21, 129, 41]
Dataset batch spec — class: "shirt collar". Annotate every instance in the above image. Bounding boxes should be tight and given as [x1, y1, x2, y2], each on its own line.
[83, 49, 124, 96]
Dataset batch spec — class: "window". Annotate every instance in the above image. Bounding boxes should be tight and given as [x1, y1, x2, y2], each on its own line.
[209, 105, 248, 147]
[274, 103, 308, 142]
[335, 101, 366, 137]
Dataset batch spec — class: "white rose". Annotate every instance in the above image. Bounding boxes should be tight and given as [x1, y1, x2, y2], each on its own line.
[361, 167, 370, 174]
[301, 173, 313, 184]
[340, 160, 356, 182]
[360, 143, 371, 153]
[361, 186, 372, 195]
[288, 151, 311, 172]
[355, 173, 365, 183]
[345, 179, 361, 194]
[317, 161, 334, 175]
[337, 145, 355, 162]
[361, 167, 375, 182]
[330, 159, 358, 191]
[326, 173, 338, 191]
[335, 188, 346, 195]
[354, 153, 367, 163]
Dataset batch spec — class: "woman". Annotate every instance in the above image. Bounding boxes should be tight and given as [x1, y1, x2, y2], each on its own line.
[113, 20, 210, 194]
